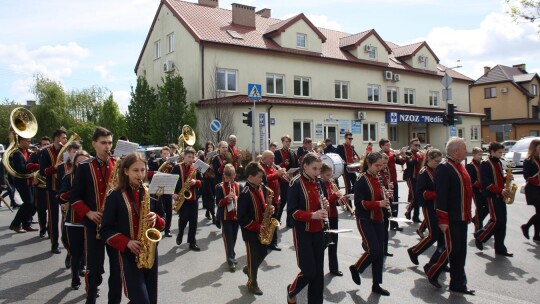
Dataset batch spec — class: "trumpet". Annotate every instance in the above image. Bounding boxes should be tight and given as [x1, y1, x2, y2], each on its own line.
[272, 163, 290, 182]
[329, 179, 354, 216]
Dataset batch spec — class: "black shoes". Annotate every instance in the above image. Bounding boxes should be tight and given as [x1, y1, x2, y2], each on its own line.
[521, 224, 530, 240]
[248, 283, 263, 295]
[475, 238, 483, 250]
[71, 281, 81, 290]
[405, 212, 411, 220]
[330, 270, 343, 276]
[428, 278, 442, 288]
[384, 252, 393, 257]
[268, 245, 282, 251]
[9, 225, 26, 233]
[372, 284, 390, 296]
[205, 211, 211, 220]
[390, 226, 403, 232]
[189, 243, 200, 251]
[228, 261, 236, 273]
[349, 265, 361, 285]
[442, 265, 451, 272]
[51, 247, 61, 254]
[495, 251, 513, 257]
[24, 226, 39, 232]
[176, 232, 183, 245]
[407, 248, 419, 265]
[412, 218, 422, 223]
[164, 232, 173, 237]
[450, 287, 475, 295]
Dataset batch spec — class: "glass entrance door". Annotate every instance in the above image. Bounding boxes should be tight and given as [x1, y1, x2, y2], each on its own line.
[324, 125, 338, 144]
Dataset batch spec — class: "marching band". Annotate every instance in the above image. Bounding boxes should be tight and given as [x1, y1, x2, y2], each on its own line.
[2, 106, 538, 303]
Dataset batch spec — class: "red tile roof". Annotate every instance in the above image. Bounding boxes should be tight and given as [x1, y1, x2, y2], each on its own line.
[339, 29, 392, 54]
[264, 13, 327, 43]
[390, 41, 440, 63]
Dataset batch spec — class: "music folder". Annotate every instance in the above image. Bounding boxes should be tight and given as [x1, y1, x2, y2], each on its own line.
[194, 159, 209, 174]
[148, 173, 179, 195]
[113, 140, 139, 157]
[327, 229, 353, 234]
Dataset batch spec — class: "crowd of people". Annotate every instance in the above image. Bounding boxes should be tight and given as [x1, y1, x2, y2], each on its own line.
[2, 123, 539, 304]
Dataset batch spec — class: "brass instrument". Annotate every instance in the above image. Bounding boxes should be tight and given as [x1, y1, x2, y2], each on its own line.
[136, 180, 163, 269]
[56, 132, 81, 165]
[2, 107, 38, 179]
[330, 179, 354, 216]
[272, 163, 290, 183]
[172, 166, 197, 213]
[178, 125, 196, 155]
[504, 161, 518, 205]
[157, 157, 175, 173]
[259, 184, 280, 245]
[96, 156, 120, 240]
[316, 141, 325, 153]
[229, 181, 237, 212]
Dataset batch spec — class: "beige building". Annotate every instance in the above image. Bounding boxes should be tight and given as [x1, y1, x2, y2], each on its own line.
[135, 0, 483, 153]
[470, 64, 540, 142]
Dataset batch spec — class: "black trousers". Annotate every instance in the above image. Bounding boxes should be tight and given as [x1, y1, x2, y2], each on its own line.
[34, 187, 48, 235]
[61, 216, 70, 254]
[328, 217, 339, 272]
[475, 197, 508, 253]
[352, 219, 384, 285]
[472, 191, 488, 232]
[119, 250, 159, 304]
[202, 178, 216, 214]
[288, 228, 325, 304]
[406, 178, 420, 220]
[160, 195, 172, 233]
[277, 181, 291, 227]
[383, 213, 390, 254]
[524, 205, 540, 238]
[390, 181, 400, 229]
[411, 207, 443, 256]
[84, 226, 122, 304]
[342, 171, 357, 195]
[178, 200, 198, 244]
[67, 226, 85, 285]
[221, 220, 239, 263]
[47, 190, 60, 250]
[245, 240, 268, 287]
[10, 183, 34, 229]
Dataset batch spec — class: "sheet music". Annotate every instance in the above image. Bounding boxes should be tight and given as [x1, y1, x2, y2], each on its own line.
[167, 155, 179, 163]
[327, 229, 353, 234]
[148, 173, 179, 195]
[389, 217, 413, 223]
[113, 140, 139, 157]
[207, 151, 217, 160]
[287, 167, 299, 174]
[194, 159, 209, 174]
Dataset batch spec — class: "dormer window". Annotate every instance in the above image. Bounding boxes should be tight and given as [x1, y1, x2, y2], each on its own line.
[296, 33, 307, 48]
[419, 55, 428, 68]
[368, 46, 377, 60]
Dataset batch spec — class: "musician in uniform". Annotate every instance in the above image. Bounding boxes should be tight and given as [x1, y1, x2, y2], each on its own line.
[29, 136, 50, 237]
[379, 138, 405, 231]
[228, 135, 240, 170]
[70, 127, 122, 304]
[260, 150, 286, 251]
[378, 153, 393, 257]
[323, 138, 336, 154]
[296, 137, 313, 165]
[274, 135, 297, 228]
[237, 161, 271, 296]
[403, 138, 424, 223]
[202, 141, 217, 223]
[336, 132, 359, 194]
[156, 146, 174, 237]
[40, 128, 67, 253]
[8, 136, 39, 233]
[101, 152, 165, 304]
[172, 147, 202, 251]
[59, 150, 91, 290]
[147, 151, 158, 171]
[349, 152, 390, 296]
[216, 164, 240, 272]
[466, 147, 487, 232]
[521, 138, 540, 241]
[474, 142, 513, 257]
[407, 149, 444, 267]
[427, 137, 474, 294]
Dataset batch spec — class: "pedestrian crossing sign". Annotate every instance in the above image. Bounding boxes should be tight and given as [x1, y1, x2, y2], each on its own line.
[248, 83, 262, 100]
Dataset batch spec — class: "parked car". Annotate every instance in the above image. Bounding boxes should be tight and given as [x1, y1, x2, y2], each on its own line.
[501, 140, 517, 152]
[481, 141, 489, 152]
[504, 137, 540, 167]
[137, 145, 162, 159]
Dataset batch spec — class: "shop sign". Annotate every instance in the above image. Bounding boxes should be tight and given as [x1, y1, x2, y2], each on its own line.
[386, 112, 444, 124]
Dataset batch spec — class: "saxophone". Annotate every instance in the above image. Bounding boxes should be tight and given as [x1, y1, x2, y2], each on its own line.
[259, 184, 280, 245]
[136, 181, 163, 269]
[504, 161, 518, 205]
[172, 166, 197, 213]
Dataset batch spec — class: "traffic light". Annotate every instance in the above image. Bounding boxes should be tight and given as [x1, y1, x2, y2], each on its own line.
[242, 109, 252, 127]
[446, 103, 457, 126]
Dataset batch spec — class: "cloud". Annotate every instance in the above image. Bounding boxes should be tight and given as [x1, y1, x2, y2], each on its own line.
[112, 90, 131, 114]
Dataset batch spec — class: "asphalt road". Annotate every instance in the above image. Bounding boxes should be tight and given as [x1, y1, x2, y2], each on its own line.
[0, 170, 539, 303]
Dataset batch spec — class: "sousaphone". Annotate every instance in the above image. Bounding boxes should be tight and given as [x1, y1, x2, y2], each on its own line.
[2, 107, 38, 179]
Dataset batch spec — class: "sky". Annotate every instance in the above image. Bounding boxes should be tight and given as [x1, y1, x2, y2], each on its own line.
[0, 0, 539, 113]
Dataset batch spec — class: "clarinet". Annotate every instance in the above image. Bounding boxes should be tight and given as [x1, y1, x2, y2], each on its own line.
[316, 179, 335, 247]
[378, 173, 392, 217]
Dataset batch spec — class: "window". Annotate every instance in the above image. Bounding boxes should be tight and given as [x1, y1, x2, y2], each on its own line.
[403, 88, 415, 105]
[335, 81, 349, 100]
[368, 46, 377, 60]
[531, 130, 539, 136]
[457, 128, 464, 138]
[266, 74, 284, 95]
[389, 125, 398, 142]
[532, 84, 538, 96]
[484, 108, 491, 120]
[484, 87, 497, 98]
[362, 122, 377, 142]
[167, 33, 174, 53]
[470, 126, 480, 141]
[532, 105, 539, 119]
[293, 120, 311, 142]
[216, 69, 237, 92]
[429, 91, 439, 107]
[387, 87, 399, 103]
[420, 56, 428, 68]
[296, 33, 306, 48]
[294, 77, 310, 97]
[368, 84, 380, 102]
[154, 40, 161, 59]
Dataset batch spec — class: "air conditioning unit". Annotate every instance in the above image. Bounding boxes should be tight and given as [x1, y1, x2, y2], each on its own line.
[384, 71, 393, 80]
[163, 60, 175, 72]
[501, 87, 508, 93]
[418, 55, 426, 63]
[357, 111, 367, 120]
[393, 74, 400, 81]
[364, 45, 372, 52]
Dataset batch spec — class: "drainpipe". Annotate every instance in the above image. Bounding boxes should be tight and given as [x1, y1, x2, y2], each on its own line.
[267, 105, 273, 145]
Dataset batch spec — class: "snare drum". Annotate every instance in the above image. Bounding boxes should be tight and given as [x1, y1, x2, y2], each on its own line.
[321, 153, 344, 179]
[346, 163, 362, 173]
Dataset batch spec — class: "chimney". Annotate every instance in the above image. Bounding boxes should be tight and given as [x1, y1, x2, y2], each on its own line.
[232, 3, 256, 28]
[513, 63, 526, 72]
[198, 0, 218, 8]
[256, 8, 271, 18]
[484, 66, 491, 74]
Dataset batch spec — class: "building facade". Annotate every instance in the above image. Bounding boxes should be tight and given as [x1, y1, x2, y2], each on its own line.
[470, 64, 540, 142]
[135, 0, 483, 152]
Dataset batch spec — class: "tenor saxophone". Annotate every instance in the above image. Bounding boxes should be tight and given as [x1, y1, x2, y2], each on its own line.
[136, 181, 163, 269]
[504, 161, 518, 205]
[259, 184, 280, 245]
[172, 166, 197, 213]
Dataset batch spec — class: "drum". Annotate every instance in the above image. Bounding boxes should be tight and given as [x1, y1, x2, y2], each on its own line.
[346, 163, 362, 173]
[321, 153, 344, 179]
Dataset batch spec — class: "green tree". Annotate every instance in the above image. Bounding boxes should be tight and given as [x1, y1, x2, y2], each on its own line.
[70, 121, 98, 153]
[506, 0, 540, 31]
[99, 94, 126, 140]
[0, 99, 21, 145]
[126, 76, 156, 145]
[67, 86, 108, 124]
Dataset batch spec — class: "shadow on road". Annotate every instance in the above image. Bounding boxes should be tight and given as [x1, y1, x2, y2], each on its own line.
[0, 268, 71, 303]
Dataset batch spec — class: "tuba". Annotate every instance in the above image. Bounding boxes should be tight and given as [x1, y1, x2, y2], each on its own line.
[56, 132, 81, 164]
[259, 184, 280, 245]
[504, 161, 518, 205]
[178, 125, 196, 155]
[2, 107, 38, 179]
[136, 180, 163, 269]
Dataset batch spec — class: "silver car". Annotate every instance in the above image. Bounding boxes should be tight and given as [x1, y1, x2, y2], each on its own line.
[504, 137, 540, 167]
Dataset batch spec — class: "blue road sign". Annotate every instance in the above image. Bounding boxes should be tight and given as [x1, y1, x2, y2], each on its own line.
[210, 119, 221, 133]
[248, 83, 262, 99]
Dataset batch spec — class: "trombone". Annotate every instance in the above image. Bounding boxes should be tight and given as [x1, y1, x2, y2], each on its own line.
[330, 179, 354, 216]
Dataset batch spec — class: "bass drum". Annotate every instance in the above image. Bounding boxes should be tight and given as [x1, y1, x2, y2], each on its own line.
[321, 153, 344, 179]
